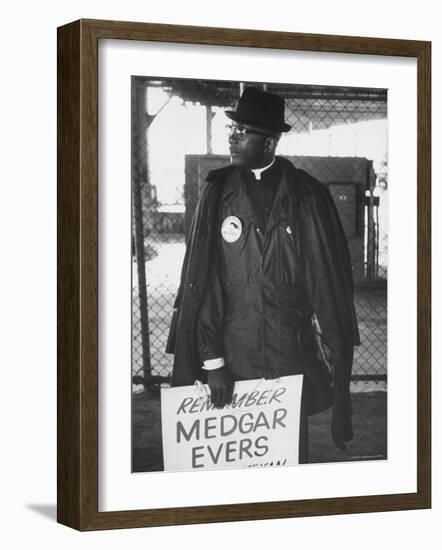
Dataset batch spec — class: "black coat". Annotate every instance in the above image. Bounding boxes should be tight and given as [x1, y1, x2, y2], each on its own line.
[167, 156, 360, 449]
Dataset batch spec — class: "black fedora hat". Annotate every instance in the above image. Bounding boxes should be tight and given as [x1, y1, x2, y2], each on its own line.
[225, 87, 291, 133]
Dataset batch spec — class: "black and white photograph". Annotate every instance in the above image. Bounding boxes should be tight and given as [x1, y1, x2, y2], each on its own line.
[131, 77, 388, 473]
[1, 0, 437, 542]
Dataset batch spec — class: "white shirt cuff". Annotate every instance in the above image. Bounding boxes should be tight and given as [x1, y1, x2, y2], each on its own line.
[202, 357, 225, 370]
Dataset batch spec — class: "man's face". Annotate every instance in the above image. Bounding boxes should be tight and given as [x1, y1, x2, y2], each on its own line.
[227, 122, 276, 169]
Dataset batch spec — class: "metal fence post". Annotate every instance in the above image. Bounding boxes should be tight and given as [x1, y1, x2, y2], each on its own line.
[132, 79, 152, 383]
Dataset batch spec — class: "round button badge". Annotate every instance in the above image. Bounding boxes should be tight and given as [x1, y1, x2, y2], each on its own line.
[221, 216, 242, 243]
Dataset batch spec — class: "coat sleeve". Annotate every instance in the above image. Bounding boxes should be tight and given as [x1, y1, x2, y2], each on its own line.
[195, 256, 225, 363]
[297, 173, 359, 448]
[168, 175, 225, 386]
[166, 166, 234, 358]
[165, 190, 203, 355]
[298, 176, 359, 349]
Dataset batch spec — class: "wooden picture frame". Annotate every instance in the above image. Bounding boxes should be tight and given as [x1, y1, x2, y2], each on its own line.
[57, 18, 431, 530]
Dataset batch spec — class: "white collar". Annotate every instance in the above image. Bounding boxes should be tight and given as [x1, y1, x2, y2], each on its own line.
[251, 158, 276, 181]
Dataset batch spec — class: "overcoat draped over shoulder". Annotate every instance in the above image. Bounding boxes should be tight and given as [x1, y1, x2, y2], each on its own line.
[166, 156, 360, 449]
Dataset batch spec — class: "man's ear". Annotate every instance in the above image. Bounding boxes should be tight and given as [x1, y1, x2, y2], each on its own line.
[264, 136, 278, 153]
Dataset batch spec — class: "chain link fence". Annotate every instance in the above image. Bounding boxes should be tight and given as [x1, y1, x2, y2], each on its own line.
[131, 78, 388, 388]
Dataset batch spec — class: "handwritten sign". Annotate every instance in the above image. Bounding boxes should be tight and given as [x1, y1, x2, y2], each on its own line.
[161, 375, 303, 472]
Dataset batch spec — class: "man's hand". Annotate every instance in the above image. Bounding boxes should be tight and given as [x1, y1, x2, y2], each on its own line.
[207, 367, 234, 408]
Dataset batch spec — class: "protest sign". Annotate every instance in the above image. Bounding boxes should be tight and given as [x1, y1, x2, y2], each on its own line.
[161, 375, 303, 472]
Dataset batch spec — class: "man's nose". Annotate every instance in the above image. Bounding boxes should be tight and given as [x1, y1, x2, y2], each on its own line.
[228, 134, 238, 144]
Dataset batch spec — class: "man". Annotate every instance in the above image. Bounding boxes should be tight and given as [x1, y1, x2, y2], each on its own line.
[166, 87, 360, 457]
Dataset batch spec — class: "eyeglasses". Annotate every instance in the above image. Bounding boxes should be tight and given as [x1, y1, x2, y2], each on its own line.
[225, 123, 270, 140]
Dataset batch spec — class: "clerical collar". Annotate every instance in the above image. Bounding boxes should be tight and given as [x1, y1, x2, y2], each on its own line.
[251, 158, 276, 181]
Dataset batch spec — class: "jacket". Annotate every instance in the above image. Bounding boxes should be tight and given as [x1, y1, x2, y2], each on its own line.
[196, 163, 320, 381]
[167, 156, 360, 449]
